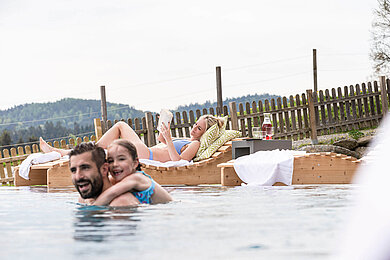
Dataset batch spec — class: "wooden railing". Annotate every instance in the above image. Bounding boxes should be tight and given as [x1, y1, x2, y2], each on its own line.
[231, 77, 389, 142]
[95, 77, 389, 145]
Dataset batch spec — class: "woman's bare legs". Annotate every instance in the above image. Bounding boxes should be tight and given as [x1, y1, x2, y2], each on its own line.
[39, 137, 71, 156]
[96, 121, 150, 159]
[40, 122, 150, 159]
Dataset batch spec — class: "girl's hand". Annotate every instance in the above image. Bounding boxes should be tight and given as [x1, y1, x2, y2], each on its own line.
[160, 122, 172, 143]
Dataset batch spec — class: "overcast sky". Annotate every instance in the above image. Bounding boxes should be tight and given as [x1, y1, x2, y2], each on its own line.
[0, 0, 378, 113]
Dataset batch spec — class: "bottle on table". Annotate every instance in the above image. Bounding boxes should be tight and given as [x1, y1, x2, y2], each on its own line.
[262, 113, 273, 140]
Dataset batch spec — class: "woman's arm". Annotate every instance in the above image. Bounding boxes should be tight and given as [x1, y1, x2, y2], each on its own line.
[178, 141, 200, 161]
[160, 123, 199, 161]
[159, 122, 181, 161]
[157, 131, 167, 144]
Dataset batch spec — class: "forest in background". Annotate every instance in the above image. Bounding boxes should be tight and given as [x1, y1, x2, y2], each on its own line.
[0, 93, 279, 147]
[0, 98, 145, 147]
[175, 93, 280, 112]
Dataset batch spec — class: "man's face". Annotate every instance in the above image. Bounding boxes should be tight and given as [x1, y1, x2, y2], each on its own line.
[69, 151, 103, 199]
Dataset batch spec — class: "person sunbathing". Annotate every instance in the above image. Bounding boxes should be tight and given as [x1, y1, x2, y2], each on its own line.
[93, 139, 172, 205]
[40, 114, 224, 163]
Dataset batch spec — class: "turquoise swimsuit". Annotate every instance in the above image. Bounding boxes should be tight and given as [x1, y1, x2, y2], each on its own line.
[132, 171, 155, 204]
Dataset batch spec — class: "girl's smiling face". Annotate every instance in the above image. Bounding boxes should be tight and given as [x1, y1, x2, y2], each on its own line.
[107, 144, 139, 182]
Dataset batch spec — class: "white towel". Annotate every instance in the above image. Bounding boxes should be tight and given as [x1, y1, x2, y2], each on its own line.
[139, 159, 192, 168]
[18, 151, 62, 180]
[233, 150, 305, 186]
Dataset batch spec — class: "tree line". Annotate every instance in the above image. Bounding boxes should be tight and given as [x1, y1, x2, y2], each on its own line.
[175, 93, 280, 113]
[0, 98, 145, 132]
[0, 98, 145, 149]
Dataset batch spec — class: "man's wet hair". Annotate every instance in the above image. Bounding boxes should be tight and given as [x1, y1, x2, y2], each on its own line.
[69, 142, 106, 168]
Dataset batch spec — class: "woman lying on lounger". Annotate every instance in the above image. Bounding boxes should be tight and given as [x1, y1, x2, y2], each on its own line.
[40, 115, 225, 163]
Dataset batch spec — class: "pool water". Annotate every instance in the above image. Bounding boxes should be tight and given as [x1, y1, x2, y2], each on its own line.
[0, 185, 357, 259]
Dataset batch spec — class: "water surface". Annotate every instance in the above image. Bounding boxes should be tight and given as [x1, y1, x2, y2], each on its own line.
[0, 185, 356, 259]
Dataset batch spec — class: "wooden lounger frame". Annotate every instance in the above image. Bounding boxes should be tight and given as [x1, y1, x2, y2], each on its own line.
[14, 158, 72, 188]
[140, 141, 234, 185]
[218, 152, 361, 186]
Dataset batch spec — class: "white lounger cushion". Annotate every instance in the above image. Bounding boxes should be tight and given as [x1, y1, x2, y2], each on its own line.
[139, 159, 192, 168]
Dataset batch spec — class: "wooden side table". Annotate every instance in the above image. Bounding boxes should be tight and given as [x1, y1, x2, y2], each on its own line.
[232, 139, 292, 159]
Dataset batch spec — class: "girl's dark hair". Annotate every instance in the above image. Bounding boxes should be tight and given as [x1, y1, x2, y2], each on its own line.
[109, 139, 142, 171]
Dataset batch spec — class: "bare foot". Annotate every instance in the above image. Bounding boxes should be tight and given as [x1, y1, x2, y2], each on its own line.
[39, 137, 54, 153]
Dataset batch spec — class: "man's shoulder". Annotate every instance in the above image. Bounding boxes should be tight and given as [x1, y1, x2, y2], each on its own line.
[109, 192, 139, 207]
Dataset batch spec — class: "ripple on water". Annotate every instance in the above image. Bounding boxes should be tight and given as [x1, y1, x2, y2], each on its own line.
[0, 184, 358, 259]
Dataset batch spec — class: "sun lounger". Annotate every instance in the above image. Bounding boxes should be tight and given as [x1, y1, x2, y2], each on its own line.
[14, 158, 72, 188]
[140, 141, 234, 185]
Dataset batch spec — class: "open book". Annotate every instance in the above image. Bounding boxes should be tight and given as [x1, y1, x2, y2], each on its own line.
[157, 109, 173, 131]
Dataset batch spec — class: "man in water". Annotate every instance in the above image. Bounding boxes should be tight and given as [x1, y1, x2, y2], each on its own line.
[69, 142, 139, 206]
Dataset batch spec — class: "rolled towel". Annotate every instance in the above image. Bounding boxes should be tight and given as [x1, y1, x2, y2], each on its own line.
[18, 151, 61, 180]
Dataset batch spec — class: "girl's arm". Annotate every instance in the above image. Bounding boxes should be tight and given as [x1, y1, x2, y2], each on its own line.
[93, 174, 151, 206]
[93, 176, 139, 206]
[79, 197, 95, 205]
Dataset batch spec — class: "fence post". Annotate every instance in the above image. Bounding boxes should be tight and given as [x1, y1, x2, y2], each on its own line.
[100, 85, 108, 133]
[380, 76, 389, 116]
[229, 102, 239, 130]
[145, 112, 156, 146]
[306, 89, 318, 144]
[313, 49, 318, 93]
[94, 118, 103, 141]
[216, 66, 223, 115]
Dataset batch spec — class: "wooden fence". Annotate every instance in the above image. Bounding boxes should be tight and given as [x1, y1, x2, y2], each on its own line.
[1, 77, 389, 185]
[231, 77, 389, 142]
[95, 77, 390, 145]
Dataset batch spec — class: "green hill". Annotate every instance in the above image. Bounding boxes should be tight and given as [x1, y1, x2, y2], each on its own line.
[0, 98, 145, 145]
[0, 98, 145, 131]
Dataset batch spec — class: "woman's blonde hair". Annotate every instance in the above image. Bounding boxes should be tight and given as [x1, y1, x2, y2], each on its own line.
[199, 115, 225, 130]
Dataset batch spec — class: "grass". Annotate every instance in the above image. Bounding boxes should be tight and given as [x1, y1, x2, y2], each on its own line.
[348, 130, 365, 140]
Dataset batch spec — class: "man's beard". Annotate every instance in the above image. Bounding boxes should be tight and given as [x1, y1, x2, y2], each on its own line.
[73, 170, 104, 199]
